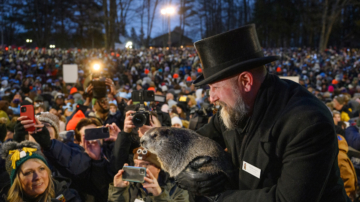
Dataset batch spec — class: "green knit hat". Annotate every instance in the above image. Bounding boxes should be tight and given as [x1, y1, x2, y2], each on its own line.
[1, 141, 48, 184]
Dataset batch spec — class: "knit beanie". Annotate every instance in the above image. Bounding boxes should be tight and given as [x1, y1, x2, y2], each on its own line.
[36, 112, 59, 138]
[70, 87, 78, 95]
[1, 141, 48, 184]
[66, 110, 85, 131]
[133, 147, 161, 169]
[171, 116, 183, 127]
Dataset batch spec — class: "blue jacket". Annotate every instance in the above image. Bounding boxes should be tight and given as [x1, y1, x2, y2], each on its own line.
[42, 139, 113, 202]
[345, 126, 360, 151]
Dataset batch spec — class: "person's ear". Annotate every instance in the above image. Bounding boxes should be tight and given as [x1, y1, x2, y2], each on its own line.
[238, 72, 253, 92]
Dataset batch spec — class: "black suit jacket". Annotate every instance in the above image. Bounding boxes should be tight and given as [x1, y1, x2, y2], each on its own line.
[197, 74, 350, 202]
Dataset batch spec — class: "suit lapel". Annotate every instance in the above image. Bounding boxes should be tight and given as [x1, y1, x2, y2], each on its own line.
[239, 74, 289, 189]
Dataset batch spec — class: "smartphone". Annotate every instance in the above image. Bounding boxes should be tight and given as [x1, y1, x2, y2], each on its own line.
[20, 105, 36, 132]
[122, 166, 146, 183]
[84, 127, 109, 141]
[92, 80, 107, 99]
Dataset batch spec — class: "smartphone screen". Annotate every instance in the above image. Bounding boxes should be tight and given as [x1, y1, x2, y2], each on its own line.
[84, 127, 110, 140]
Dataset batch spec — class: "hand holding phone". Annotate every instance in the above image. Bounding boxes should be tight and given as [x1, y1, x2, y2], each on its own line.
[122, 166, 146, 183]
[114, 163, 130, 188]
[142, 169, 162, 197]
[20, 105, 36, 132]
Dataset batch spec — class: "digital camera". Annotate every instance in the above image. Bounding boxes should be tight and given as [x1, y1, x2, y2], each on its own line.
[131, 90, 155, 127]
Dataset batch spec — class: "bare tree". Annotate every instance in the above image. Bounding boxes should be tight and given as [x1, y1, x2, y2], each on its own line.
[118, 0, 134, 36]
[145, 0, 160, 47]
[319, 0, 350, 51]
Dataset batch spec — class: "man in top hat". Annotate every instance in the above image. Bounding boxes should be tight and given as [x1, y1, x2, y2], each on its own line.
[175, 24, 349, 201]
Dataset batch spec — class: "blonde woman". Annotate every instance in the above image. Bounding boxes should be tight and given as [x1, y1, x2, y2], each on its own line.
[1, 140, 81, 202]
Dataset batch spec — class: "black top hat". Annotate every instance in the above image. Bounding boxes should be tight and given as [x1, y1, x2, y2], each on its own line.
[193, 24, 279, 87]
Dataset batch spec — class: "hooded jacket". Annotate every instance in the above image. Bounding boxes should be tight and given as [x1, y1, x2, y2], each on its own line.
[337, 135, 358, 201]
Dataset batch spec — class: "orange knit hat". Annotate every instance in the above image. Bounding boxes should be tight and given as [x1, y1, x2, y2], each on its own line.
[70, 87, 78, 95]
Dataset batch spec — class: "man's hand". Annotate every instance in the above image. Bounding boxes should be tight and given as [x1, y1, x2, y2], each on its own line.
[143, 169, 162, 196]
[84, 139, 101, 160]
[105, 78, 116, 96]
[174, 157, 227, 196]
[138, 115, 161, 138]
[105, 123, 121, 142]
[124, 110, 136, 133]
[84, 84, 93, 106]
[114, 163, 130, 188]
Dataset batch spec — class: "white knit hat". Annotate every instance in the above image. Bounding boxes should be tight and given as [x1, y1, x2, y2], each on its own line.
[36, 112, 59, 138]
[171, 117, 183, 127]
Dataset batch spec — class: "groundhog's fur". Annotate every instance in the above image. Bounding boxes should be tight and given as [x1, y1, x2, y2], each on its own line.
[141, 127, 233, 177]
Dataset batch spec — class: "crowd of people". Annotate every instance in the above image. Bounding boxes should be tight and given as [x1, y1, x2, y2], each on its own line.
[0, 45, 360, 201]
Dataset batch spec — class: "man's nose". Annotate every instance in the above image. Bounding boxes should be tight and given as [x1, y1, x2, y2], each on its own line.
[209, 92, 219, 103]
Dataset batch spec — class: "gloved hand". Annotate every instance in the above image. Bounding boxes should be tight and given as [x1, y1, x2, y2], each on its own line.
[30, 126, 52, 150]
[174, 156, 227, 196]
[13, 121, 27, 142]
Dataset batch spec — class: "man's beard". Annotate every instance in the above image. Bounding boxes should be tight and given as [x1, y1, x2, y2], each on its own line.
[219, 88, 249, 130]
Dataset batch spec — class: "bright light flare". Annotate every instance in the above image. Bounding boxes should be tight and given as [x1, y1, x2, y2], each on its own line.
[161, 7, 175, 15]
[93, 63, 100, 71]
[125, 41, 133, 49]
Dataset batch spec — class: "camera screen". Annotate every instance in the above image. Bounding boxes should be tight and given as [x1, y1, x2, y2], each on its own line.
[132, 90, 155, 102]
[154, 95, 165, 103]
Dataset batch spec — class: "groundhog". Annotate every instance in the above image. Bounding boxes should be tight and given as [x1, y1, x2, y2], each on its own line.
[140, 127, 234, 178]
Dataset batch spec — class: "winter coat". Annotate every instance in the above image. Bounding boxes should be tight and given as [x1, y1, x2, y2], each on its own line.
[107, 171, 189, 202]
[42, 139, 113, 202]
[341, 105, 353, 122]
[337, 135, 358, 201]
[345, 126, 360, 151]
[0, 177, 81, 202]
[51, 177, 82, 202]
[111, 131, 139, 174]
[196, 73, 349, 201]
[105, 111, 123, 130]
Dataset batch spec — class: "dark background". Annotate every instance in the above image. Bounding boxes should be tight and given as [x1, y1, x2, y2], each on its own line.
[1, 0, 359, 50]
